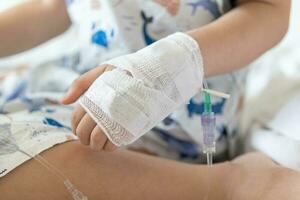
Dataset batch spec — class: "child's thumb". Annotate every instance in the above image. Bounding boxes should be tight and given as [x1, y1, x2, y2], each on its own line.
[60, 66, 106, 104]
[60, 65, 111, 104]
[60, 78, 87, 104]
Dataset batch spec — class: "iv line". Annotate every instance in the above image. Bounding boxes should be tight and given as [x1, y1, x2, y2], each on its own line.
[0, 129, 88, 200]
[202, 80, 215, 166]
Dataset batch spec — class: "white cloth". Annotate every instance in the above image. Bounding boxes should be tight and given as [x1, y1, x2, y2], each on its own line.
[248, 129, 300, 171]
[268, 94, 300, 141]
[0, 105, 76, 177]
[80, 33, 204, 146]
[247, 93, 300, 171]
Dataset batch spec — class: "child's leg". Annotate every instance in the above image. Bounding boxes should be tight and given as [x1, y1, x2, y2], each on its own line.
[1, 141, 300, 200]
[228, 153, 300, 200]
[0, 141, 226, 200]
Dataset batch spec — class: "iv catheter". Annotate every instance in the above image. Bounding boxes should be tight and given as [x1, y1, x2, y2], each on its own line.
[201, 82, 230, 166]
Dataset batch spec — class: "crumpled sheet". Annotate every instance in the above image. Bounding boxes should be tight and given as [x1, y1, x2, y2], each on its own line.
[0, 62, 80, 177]
[245, 86, 300, 171]
[0, 62, 79, 113]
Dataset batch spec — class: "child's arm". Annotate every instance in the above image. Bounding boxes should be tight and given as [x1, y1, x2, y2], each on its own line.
[62, 0, 291, 151]
[0, 0, 71, 58]
[188, 0, 291, 76]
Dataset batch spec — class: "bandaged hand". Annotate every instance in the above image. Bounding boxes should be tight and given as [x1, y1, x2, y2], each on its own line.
[62, 32, 204, 150]
[61, 65, 118, 151]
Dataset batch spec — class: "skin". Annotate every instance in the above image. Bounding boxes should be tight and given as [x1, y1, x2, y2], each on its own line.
[0, 0, 291, 149]
[188, 0, 291, 76]
[1, 141, 300, 200]
[0, 0, 70, 57]
[154, 0, 181, 16]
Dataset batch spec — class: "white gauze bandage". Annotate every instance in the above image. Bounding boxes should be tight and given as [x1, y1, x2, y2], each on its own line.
[80, 32, 204, 146]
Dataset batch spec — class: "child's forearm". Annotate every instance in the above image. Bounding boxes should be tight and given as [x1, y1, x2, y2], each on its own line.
[188, 0, 291, 77]
[0, 0, 71, 58]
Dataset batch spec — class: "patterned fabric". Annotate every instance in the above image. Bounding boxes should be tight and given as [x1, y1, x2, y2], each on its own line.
[66, 0, 231, 72]
[0, 105, 76, 177]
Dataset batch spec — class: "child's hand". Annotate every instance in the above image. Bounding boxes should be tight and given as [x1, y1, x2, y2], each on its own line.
[61, 65, 117, 151]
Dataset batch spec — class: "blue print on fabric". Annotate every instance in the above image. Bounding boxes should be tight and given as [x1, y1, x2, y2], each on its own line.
[152, 127, 199, 159]
[187, 0, 221, 19]
[0, 124, 19, 155]
[43, 118, 71, 131]
[162, 117, 177, 126]
[91, 30, 109, 48]
[20, 97, 44, 113]
[44, 108, 56, 113]
[111, 29, 115, 37]
[141, 11, 156, 45]
[91, 22, 96, 30]
[91, 21, 115, 48]
[5, 80, 27, 102]
[0, 81, 27, 114]
[187, 99, 226, 117]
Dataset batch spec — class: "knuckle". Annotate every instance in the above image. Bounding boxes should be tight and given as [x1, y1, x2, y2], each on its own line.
[91, 135, 104, 151]
[91, 131, 100, 142]
[71, 116, 77, 133]
[104, 142, 117, 152]
[71, 112, 77, 125]
[76, 125, 89, 145]
[75, 126, 83, 139]
[91, 129, 104, 144]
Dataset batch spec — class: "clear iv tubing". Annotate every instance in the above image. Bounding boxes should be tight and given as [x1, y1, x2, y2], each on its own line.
[0, 134, 88, 200]
[206, 151, 213, 166]
[202, 80, 215, 166]
[201, 112, 215, 167]
[203, 80, 209, 90]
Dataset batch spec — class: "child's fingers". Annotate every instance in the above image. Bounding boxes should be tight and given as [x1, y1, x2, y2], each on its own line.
[71, 105, 86, 133]
[90, 126, 108, 151]
[104, 140, 117, 152]
[76, 114, 97, 145]
[61, 65, 108, 104]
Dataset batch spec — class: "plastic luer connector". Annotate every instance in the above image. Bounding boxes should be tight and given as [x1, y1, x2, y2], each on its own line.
[64, 180, 88, 200]
[201, 112, 216, 154]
